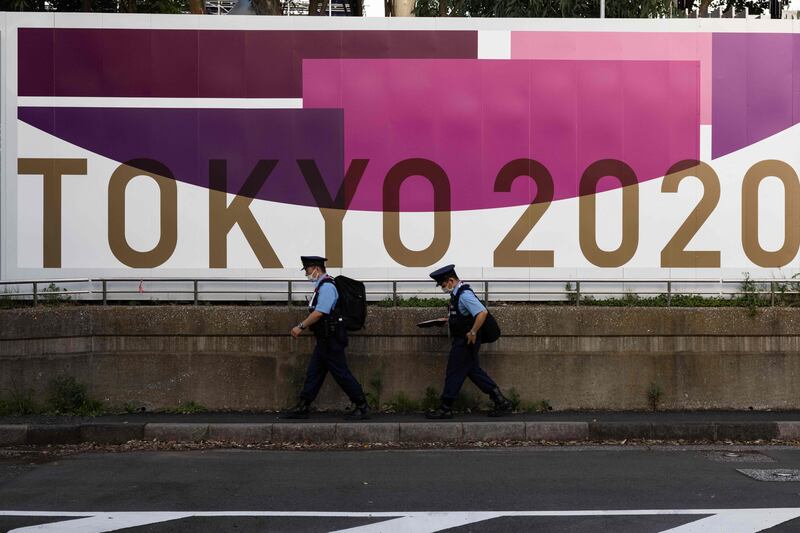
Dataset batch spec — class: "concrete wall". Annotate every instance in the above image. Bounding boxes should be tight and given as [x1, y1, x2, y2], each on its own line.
[2, 306, 800, 411]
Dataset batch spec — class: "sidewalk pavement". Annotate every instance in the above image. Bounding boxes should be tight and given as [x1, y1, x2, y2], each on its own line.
[3, 411, 800, 446]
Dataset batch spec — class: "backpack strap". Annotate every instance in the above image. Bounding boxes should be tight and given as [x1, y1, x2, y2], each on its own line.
[318, 276, 335, 289]
[311, 276, 337, 311]
[450, 283, 473, 317]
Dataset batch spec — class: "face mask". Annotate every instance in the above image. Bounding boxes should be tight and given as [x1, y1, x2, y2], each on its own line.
[306, 270, 319, 282]
[441, 285, 452, 294]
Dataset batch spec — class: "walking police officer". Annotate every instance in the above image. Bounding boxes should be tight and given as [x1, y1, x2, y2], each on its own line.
[281, 256, 370, 420]
[426, 264, 512, 419]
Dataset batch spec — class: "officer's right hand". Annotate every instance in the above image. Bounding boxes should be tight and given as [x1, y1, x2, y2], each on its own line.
[291, 326, 303, 338]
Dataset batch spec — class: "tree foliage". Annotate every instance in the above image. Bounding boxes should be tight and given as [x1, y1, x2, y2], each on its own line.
[414, 0, 768, 16]
[251, 0, 283, 13]
[0, 0, 189, 12]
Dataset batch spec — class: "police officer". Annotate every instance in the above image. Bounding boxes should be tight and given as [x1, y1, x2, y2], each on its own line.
[281, 256, 370, 420]
[426, 264, 512, 419]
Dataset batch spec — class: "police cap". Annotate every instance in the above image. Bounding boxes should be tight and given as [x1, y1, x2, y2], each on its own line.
[429, 264, 458, 285]
[300, 256, 327, 270]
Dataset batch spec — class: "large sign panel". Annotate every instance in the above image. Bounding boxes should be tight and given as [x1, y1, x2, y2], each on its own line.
[4, 16, 800, 281]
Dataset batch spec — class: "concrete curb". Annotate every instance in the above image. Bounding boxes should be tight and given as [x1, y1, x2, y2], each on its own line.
[526, 422, 587, 441]
[143, 423, 209, 443]
[81, 423, 145, 444]
[336, 423, 399, 443]
[208, 423, 272, 444]
[464, 422, 525, 442]
[0, 424, 27, 446]
[0, 421, 797, 447]
[776, 421, 800, 440]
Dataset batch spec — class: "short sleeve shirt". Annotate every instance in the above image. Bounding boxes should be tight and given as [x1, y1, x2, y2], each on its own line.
[455, 282, 486, 317]
[312, 275, 338, 315]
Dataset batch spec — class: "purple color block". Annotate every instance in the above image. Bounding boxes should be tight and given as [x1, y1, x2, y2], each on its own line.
[103, 29, 154, 98]
[304, 59, 700, 212]
[748, 35, 793, 148]
[244, 31, 293, 98]
[712, 33, 795, 159]
[18, 28, 53, 96]
[199, 31, 246, 99]
[54, 29, 105, 97]
[19, 107, 345, 208]
[18, 28, 477, 98]
[794, 37, 800, 137]
[152, 30, 199, 98]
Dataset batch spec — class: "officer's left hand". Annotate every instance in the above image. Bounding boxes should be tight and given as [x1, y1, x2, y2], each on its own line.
[466, 331, 477, 345]
[291, 326, 303, 338]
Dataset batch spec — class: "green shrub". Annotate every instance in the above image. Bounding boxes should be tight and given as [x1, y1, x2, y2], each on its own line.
[507, 388, 521, 411]
[169, 401, 208, 414]
[521, 399, 552, 413]
[0, 387, 40, 416]
[374, 296, 446, 308]
[387, 392, 421, 413]
[421, 387, 440, 411]
[47, 376, 103, 415]
[647, 382, 663, 411]
[41, 282, 71, 304]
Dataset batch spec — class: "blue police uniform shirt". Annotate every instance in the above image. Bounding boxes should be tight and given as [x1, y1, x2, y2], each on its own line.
[311, 275, 338, 315]
[455, 281, 486, 317]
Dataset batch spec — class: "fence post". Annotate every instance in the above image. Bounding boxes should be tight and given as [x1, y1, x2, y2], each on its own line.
[575, 281, 581, 307]
[32, 282, 38, 306]
[392, 281, 398, 306]
[288, 280, 293, 307]
[667, 281, 672, 307]
[771, 281, 775, 307]
[484, 281, 489, 304]
[102, 280, 107, 305]
[193, 280, 199, 305]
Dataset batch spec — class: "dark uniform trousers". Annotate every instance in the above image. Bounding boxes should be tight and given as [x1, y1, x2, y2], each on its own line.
[299, 335, 365, 404]
[441, 337, 498, 404]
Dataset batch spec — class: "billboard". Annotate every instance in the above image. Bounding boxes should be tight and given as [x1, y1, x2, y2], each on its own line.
[4, 15, 800, 282]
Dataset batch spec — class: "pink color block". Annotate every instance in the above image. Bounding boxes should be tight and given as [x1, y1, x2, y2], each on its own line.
[511, 32, 712, 125]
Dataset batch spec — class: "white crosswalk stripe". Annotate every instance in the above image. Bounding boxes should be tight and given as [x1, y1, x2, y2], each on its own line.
[3, 508, 800, 532]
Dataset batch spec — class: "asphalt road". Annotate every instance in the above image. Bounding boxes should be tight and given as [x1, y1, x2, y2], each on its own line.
[3, 445, 800, 532]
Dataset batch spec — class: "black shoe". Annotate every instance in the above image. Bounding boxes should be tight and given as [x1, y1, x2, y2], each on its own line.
[279, 400, 310, 420]
[487, 402, 512, 417]
[343, 402, 370, 421]
[425, 406, 453, 420]
[488, 388, 513, 417]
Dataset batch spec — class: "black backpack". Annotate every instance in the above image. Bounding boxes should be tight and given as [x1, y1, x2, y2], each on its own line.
[454, 286, 501, 344]
[480, 312, 501, 344]
[324, 276, 367, 331]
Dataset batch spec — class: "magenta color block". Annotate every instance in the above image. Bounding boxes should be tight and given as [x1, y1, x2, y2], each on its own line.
[303, 59, 700, 212]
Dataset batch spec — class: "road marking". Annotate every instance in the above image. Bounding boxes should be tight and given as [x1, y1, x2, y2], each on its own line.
[6, 512, 194, 533]
[659, 508, 800, 532]
[3, 508, 800, 532]
[329, 512, 500, 533]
